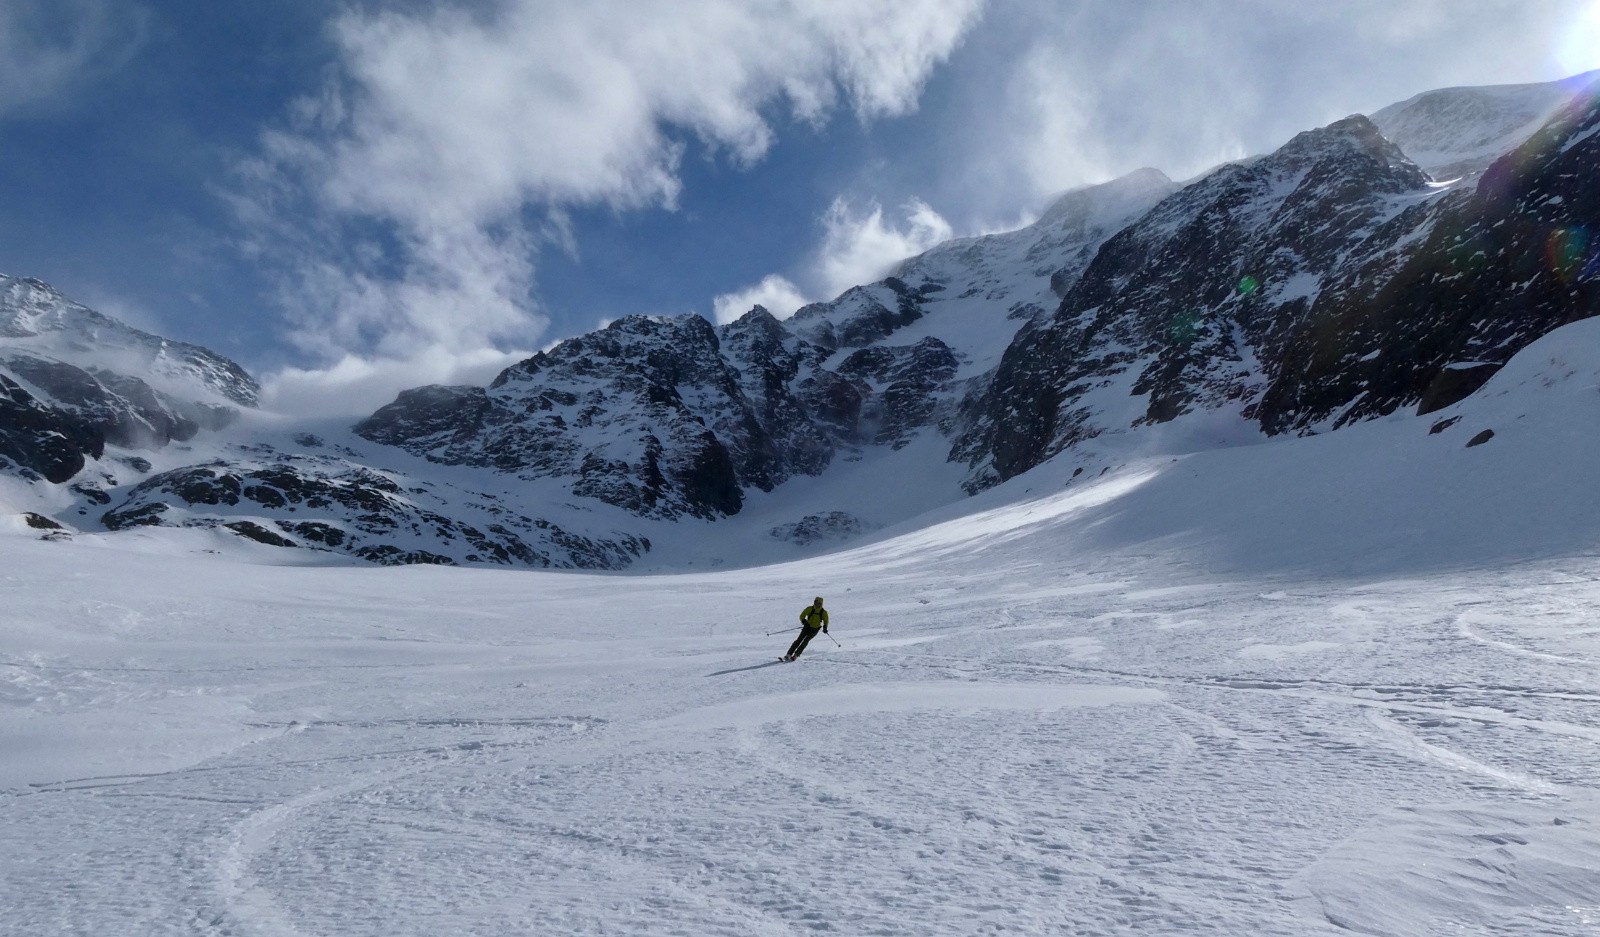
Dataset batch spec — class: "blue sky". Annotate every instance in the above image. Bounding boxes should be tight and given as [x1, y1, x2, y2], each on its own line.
[3, 0, 1599, 415]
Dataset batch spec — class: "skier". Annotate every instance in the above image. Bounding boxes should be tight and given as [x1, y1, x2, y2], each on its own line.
[783, 596, 829, 661]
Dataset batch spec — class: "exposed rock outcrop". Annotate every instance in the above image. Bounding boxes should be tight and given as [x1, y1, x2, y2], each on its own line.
[100, 457, 650, 569]
[1258, 81, 1600, 434]
[956, 115, 1439, 488]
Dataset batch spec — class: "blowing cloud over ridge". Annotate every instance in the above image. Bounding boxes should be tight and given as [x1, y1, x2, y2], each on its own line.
[239, 0, 987, 415]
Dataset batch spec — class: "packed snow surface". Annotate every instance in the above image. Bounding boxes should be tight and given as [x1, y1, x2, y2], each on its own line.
[8, 325, 1600, 935]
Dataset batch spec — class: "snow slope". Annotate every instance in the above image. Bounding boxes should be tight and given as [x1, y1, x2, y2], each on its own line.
[5, 320, 1600, 935]
[0, 274, 257, 408]
[1370, 71, 1597, 182]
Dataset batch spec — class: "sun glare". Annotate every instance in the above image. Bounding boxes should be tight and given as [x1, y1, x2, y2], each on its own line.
[1557, 1, 1600, 76]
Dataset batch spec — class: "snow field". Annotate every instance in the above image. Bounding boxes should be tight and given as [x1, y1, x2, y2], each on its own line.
[6, 494, 1600, 936]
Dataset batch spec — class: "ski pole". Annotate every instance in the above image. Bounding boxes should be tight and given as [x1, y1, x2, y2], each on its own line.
[766, 626, 800, 636]
[826, 631, 841, 647]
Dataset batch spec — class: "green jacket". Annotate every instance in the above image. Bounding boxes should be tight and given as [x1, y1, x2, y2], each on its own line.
[799, 605, 829, 630]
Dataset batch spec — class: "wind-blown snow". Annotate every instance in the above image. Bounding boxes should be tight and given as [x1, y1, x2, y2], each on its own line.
[6, 320, 1600, 935]
[1370, 72, 1596, 182]
[885, 166, 1177, 379]
[0, 274, 258, 408]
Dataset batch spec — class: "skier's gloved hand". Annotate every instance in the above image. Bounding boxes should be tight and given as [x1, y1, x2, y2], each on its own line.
[823, 626, 828, 634]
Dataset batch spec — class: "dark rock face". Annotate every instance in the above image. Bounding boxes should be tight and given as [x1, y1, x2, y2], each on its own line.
[353, 385, 491, 452]
[0, 372, 103, 483]
[956, 115, 1436, 487]
[2, 354, 209, 449]
[103, 502, 169, 529]
[1466, 429, 1496, 447]
[22, 512, 63, 530]
[359, 303, 962, 519]
[955, 85, 1600, 490]
[355, 545, 456, 566]
[1258, 82, 1600, 433]
[1416, 363, 1504, 415]
[224, 520, 296, 547]
[837, 337, 959, 447]
[100, 457, 650, 569]
[359, 316, 755, 519]
[718, 307, 837, 480]
[70, 482, 111, 505]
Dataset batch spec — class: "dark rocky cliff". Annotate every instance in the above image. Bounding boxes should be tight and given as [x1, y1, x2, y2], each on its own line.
[952, 82, 1599, 491]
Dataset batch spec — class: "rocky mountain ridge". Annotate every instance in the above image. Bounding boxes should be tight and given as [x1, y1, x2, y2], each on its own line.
[955, 77, 1600, 489]
[3, 74, 1596, 570]
[352, 165, 1178, 524]
[954, 113, 1442, 487]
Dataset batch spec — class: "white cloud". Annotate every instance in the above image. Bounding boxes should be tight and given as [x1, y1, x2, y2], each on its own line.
[709, 195, 957, 320]
[815, 198, 954, 299]
[240, 0, 987, 389]
[1006, 46, 1113, 198]
[73, 289, 166, 338]
[930, 0, 1597, 227]
[259, 346, 531, 420]
[712, 274, 810, 324]
[991, 4, 1265, 200]
[0, 1, 147, 119]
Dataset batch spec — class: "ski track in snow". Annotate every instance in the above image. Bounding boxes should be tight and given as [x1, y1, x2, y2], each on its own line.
[4, 533, 1600, 936]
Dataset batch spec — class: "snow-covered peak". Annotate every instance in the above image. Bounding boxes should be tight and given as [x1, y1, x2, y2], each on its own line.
[789, 168, 1182, 376]
[1370, 71, 1597, 182]
[898, 167, 1178, 288]
[1273, 114, 1421, 176]
[1034, 167, 1175, 232]
[0, 274, 259, 407]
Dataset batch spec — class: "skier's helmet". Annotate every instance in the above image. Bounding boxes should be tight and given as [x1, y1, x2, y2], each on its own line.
[814, 596, 824, 604]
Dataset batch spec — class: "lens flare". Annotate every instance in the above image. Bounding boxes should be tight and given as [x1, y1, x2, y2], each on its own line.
[1168, 310, 1201, 343]
[1548, 226, 1596, 283]
[1556, 1, 1600, 77]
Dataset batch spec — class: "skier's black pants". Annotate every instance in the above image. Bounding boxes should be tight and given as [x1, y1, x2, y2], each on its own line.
[787, 625, 821, 659]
